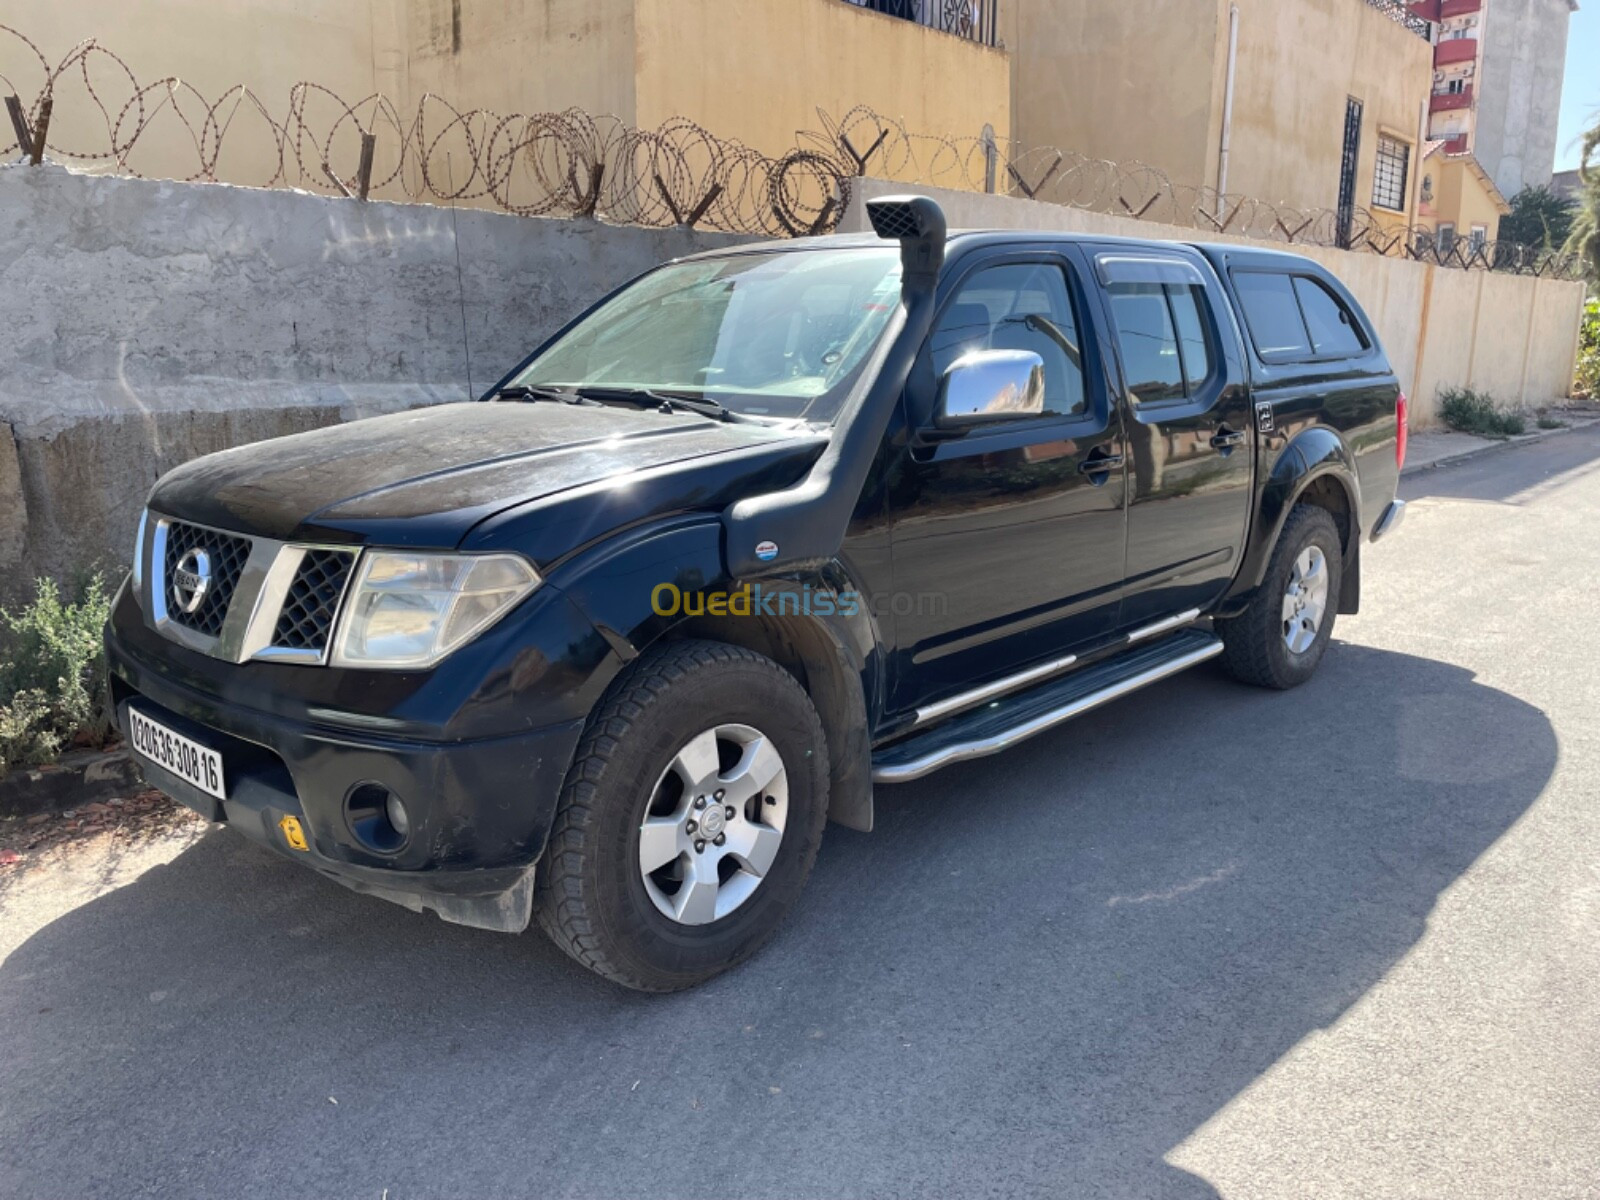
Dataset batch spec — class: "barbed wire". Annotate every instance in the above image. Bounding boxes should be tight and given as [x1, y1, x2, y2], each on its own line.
[0, 24, 1582, 280]
[811, 106, 1584, 279]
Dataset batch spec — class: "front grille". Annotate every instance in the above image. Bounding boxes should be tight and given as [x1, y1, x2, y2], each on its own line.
[164, 521, 252, 637]
[271, 549, 356, 653]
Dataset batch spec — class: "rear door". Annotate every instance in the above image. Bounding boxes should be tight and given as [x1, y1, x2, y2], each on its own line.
[884, 245, 1127, 717]
[1091, 249, 1255, 629]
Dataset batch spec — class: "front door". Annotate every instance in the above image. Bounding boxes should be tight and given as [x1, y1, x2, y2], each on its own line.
[1091, 249, 1254, 628]
[884, 248, 1127, 717]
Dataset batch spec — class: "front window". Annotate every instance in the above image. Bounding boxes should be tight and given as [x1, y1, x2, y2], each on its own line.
[512, 248, 905, 423]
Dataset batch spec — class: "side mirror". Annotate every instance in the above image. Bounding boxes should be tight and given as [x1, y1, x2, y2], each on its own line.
[934, 349, 1046, 431]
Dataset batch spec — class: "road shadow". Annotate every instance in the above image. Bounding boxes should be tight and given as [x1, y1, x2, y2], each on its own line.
[0, 645, 1555, 1198]
[1402, 422, 1600, 506]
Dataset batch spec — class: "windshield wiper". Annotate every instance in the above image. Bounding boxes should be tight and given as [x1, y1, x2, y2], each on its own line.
[575, 386, 763, 424]
[494, 384, 598, 405]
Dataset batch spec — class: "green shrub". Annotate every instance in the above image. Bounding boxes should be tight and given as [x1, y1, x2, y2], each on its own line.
[1576, 296, 1599, 399]
[1438, 387, 1527, 438]
[0, 574, 116, 777]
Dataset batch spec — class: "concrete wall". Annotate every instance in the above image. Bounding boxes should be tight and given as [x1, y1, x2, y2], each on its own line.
[1001, 0, 1432, 217]
[841, 178, 1586, 428]
[0, 165, 749, 596]
[1474, 0, 1577, 197]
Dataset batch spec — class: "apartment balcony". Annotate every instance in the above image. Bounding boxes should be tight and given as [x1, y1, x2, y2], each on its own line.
[1431, 85, 1474, 112]
[1440, 134, 1470, 154]
[1439, 0, 1483, 18]
[839, 0, 1000, 46]
[1435, 37, 1479, 65]
[1367, 0, 1433, 39]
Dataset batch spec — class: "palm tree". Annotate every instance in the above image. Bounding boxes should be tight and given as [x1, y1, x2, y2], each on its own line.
[1566, 121, 1600, 284]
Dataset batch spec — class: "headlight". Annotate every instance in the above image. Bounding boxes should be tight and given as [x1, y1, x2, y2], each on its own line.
[131, 510, 148, 595]
[330, 552, 540, 670]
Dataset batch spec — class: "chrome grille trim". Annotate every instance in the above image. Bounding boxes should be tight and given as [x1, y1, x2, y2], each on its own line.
[161, 520, 252, 636]
[141, 510, 359, 667]
[271, 548, 357, 655]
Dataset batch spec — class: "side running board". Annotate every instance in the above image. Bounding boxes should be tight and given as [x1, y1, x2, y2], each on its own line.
[871, 629, 1223, 784]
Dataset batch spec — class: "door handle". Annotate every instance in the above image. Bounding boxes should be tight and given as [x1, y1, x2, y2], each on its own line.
[1210, 427, 1248, 450]
[1078, 452, 1125, 476]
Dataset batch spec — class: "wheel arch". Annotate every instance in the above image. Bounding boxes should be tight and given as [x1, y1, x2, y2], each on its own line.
[1226, 426, 1363, 615]
[654, 605, 878, 833]
[549, 518, 881, 833]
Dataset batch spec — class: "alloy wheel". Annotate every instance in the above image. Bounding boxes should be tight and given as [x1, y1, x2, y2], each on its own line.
[637, 723, 789, 925]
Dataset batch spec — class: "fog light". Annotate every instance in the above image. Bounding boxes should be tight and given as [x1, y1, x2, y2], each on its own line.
[384, 793, 410, 840]
[345, 782, 410, 853]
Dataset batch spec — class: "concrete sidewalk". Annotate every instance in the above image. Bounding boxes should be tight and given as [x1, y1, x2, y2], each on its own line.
[1403, 411, 1600, 476]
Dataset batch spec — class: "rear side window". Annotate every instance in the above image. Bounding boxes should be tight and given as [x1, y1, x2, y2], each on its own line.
[1232, 272, 1313, 359]
[1107, 282, 1214, 404]
[1293, 277, 1368, 356]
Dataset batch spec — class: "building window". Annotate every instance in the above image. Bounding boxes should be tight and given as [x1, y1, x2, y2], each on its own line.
[1469, 225, 1488, 255]
[1438, 223, 1457, 253]
[1372, 136, 1410, 212]
[1445, 78, 1465, 94]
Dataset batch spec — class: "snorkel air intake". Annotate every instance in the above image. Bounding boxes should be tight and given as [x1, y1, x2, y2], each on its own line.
[866, 194, 947, 296]
[723, 196, 947, 579]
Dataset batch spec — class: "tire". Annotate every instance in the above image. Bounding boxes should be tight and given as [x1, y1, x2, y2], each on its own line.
[1216, 503, 1343, 690]
[534, 639, 829, 992]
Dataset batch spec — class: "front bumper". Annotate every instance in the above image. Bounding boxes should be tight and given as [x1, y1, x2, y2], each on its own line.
[108, 631, 586, 934]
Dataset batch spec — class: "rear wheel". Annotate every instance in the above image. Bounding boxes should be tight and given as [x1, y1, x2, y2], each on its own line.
[535, 640, 828, 992]
[1217, 503, 1343, 690]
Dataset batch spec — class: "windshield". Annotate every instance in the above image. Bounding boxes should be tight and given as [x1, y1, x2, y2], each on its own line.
[511, 248, 904, 422]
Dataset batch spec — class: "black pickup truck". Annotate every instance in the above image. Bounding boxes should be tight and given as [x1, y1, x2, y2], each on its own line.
[106, 196, 1406, 991]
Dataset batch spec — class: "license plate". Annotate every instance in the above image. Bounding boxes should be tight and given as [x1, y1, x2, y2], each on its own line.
[127, 708, 227, 800]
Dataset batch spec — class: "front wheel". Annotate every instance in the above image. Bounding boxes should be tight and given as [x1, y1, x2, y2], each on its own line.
[535, 640, 829, 992]
[1216, 503, 1343, 690]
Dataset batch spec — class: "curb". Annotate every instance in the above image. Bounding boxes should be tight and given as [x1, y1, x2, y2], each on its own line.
[0, 747, 141, 820]
[1402, 415, 1600, 478]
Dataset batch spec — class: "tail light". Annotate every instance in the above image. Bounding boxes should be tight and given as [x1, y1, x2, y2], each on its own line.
[1396, 391, 1409, 471]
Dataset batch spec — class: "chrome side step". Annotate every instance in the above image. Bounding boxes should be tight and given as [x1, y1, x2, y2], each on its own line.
[872, 630, 1223, 784]
[913, 651, 1079, 726]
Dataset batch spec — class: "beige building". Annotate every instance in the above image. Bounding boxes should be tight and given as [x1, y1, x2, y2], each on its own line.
[1410, 0, 1579, 199]
[1002, 0, 1435, 233]
[20, 0, 1009, 202]
[1414, 142, 1512, 253]
[22, 0, 1438, 238]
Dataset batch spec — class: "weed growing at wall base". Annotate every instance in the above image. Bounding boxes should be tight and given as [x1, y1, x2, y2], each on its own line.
[1438, 387, 1526, 438]
[0, 574, 116, 777]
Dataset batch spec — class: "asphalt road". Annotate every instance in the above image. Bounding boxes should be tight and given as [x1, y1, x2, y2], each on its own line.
[5, 427, 1600, 1199]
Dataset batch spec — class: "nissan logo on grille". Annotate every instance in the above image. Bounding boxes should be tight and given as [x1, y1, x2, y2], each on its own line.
[172, 548, 213, 615]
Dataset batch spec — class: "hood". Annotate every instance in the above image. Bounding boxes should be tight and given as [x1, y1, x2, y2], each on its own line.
[148, 402, 827, 559]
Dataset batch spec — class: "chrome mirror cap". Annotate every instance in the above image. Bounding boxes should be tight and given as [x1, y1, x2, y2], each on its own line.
[934, 349, 1046, 431]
